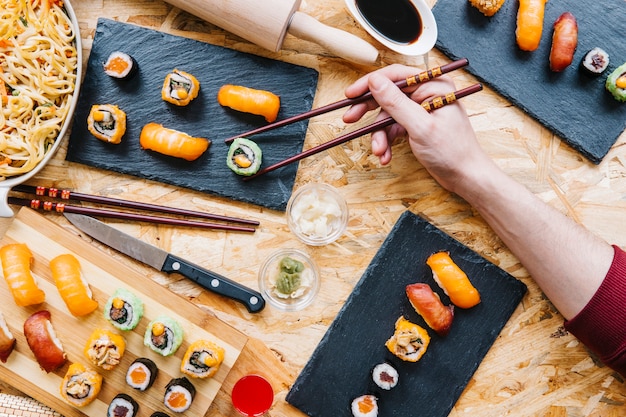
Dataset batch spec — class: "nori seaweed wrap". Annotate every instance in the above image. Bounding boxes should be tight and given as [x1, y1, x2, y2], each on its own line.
[144, 315, 184, 356]
[104, 288, 144, 331]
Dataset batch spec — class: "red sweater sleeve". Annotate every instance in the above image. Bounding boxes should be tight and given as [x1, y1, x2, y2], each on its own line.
[564, 245, 626, 377]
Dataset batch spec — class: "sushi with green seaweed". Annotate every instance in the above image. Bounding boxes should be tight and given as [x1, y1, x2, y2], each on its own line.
[580, 47, 609, 76]
[103, 51, 137, 79]
[104, 288, 144, 331]
[164, 377, 196, 413]
[606, 62, 626, 102]
[144, 315, 184, 356]
[107, 393, 139, 417]
[227, 137, 262, 176]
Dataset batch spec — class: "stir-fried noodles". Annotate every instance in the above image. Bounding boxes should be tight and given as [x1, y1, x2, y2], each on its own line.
[0, 0, 78, 179]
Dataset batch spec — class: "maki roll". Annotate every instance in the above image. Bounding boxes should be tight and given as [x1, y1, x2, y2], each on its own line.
[227, 138, 262, 176]
[164, 377, 196, 413]
[60, 363, 103, 407]
[87, 104, 127, 144]
[103, 51, 137, 79]
[151, 413, 171, 417]
[162, 69, 200, 106]
[84, 328, 126, 370]
[606, 62, 626, 102]
[144, 315, 184, 356]
[126, 357, 158, 391]
[107, 393, 139, 417]
[371, 362, 398, 391]
[385, 316, 430, 363]
[104, 288, 144, 331]
[51, 254, 98, 317]
[180, 339, 225, 379]
[351, 394, 378, 417]
[580, 47, 609, 76]
[0, 312, 15, 363]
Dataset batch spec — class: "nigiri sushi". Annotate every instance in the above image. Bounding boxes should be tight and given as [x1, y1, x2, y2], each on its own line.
[139, 122, 210, 161]
[24, 310, 66, 373]
[144, 315, 184, 356]
[51, 254, 98, 317]
[516, 0, 546, 51]
[84, 328, 126, 370]
[180, 339, 225, 379]
[217, 84, 280, 123]
[426, 251, 481, 309]
[104, 288, 144, 331]
[0, 312, 15, 363]
[385, 316, 430, 362]
[162, 69, 200, 106]
[406, 282, 454, 336]
[60, 362, 103, 407]
[0, 243, 45, 306]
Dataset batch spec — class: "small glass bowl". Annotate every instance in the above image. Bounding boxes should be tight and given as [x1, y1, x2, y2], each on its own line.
[258, 249, 320, 311]
[286, 183, 349, 246]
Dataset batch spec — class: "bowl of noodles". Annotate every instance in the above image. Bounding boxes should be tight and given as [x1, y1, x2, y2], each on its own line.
[0, 0, 82, 217]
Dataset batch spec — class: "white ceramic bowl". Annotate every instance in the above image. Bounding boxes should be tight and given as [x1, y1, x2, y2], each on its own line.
[286, 183, 349, 246]
[344, 0, 437, 56]
[258, 249, 320, 311]
[0, 0, 83, 217]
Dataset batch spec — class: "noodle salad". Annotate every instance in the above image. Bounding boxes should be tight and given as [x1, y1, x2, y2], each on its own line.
[0, 0, 78, 179]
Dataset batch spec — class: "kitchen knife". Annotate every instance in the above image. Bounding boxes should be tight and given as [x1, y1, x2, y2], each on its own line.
[64, 213, 265, 313]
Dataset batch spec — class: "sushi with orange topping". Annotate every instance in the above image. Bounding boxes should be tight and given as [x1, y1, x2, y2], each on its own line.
[60, 363, 103, 407]
[385, 316, 430, 362]
[426, 251, 481, 309]
[126, 357, 158, 391]
[51, 254, 98, 317]
[0, 243, 45, 306]
[104, 288, 144, 331]
[84, 328, 126, 370]
[139, 122, 210, 161]
[162, 69, 200, 106]
[144, 315, 184, 356]
[164, 377, 195, 413]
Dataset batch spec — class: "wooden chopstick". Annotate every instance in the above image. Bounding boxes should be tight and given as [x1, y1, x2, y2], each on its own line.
[224, 58, 470, 144]
[8, 197, 257, 233]
[242, 83, 483, 181]
[12, 184, 259, 226]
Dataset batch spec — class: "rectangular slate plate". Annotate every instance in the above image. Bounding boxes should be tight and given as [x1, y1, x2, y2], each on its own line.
[67, 19, 319, 211]
[432, 0, 625, 164]
[286, 211, 527, 417]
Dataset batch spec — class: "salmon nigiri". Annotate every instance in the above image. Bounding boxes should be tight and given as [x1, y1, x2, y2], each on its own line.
[50, 254, 98, 317]
[140, 122, 210, 161]
[0, 243, 45, 306]
[217, 84, 280, 123]
[426, 251, 481, 309]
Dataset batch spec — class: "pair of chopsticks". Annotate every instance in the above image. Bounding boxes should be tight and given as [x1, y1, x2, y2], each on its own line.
[9, 185, 259, 233]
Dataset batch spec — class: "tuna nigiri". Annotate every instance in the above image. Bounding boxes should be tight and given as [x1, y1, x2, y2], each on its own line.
[406, 282, 454, 336]
[24, 310, 66, 373]
[0, 243, 45, 306]
[0, 312, 16, 363]
[140, 122, 210, 161]
[51, 254, 98, 317]
[426, 251, 481, 309]
[217, 84, 280, 123]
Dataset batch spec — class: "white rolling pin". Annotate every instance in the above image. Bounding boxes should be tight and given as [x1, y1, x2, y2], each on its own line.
[163, 0, 379, 65]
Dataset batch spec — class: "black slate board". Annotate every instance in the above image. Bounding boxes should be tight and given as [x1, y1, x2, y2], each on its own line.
[67, 19, 319, 211]
[286, 211, 527, 417]
[432, 0, 625, 164]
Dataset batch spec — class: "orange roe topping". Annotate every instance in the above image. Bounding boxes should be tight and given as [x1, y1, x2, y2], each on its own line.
[166, 392, 188, 409]
[358, 396, 375, 414]
[105, 56, 130, 75]
[130, 366, 147, 384]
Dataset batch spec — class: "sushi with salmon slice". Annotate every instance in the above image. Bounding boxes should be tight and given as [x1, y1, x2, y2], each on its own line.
[144, 315, 184, 356]
[24, 310, 66, 372]
[0, 243, 45, 306]
[60, 362, 103, 407]
[180, 339, 225, 379]
[103, 51, 137, 79]
[126, 357, 158, 391]
[426, 251, 481, 309]
[164, 377, 196, 413]
[385, 316, 430, 362]
[51, 254, 98, 317]
[0, 312, 15, 363]
[162, 69, 200, 106]
[351, 394, 378, 417]
[104, 288, 144, 331]
[406, 282, 454, 336]
[84, 328, 126, 370]
[217, 84, 280, 123]
[140, 122, 210, 161]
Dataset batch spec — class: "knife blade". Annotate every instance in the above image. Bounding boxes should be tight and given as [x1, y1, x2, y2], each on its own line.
[64, 213, 265, 313]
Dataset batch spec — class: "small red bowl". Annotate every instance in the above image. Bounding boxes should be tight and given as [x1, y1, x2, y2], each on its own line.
[232, 374, 274, 416]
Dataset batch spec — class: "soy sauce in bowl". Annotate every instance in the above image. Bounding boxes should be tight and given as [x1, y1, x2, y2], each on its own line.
[355, 0, 422, 44]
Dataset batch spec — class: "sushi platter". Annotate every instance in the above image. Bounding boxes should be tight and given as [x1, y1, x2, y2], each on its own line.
[0, 207, 248, 417]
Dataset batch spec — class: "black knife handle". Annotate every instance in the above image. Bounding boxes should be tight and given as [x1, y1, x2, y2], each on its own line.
[162, 254, 265, 313]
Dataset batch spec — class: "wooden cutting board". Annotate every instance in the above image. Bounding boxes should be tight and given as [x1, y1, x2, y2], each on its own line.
[0, 208, 248, 417]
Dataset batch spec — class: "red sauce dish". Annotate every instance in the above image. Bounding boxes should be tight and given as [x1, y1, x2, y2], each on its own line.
[231, 374, 274, 416]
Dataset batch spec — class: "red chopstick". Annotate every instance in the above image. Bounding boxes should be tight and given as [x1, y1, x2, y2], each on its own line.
[8, 197, 257, 233]
[12, 184, 259, 226]
[242, 83, 483, 181]
[223, 58, 469, 143]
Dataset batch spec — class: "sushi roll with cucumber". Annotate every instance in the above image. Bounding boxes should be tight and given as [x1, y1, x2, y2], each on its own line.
[227, 138, 262, 176]
[580, 47, 609, 76]
[107, 393, 139, 417]
[606, 62, 626, 102]
[144, 315, 184, 356]
[164, 377, 196, 413]
[126, 358, 158, 391]
[103, 51, 137, 79]
[59, 363, 103, 407]
[87, 104, 126, 144]
[162, 69, 200, 106]
[180, 339, 225, 379]
[104, 288, 144, 331]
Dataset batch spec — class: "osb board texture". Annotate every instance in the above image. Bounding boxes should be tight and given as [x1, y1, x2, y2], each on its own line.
[2, 0, 624, 416]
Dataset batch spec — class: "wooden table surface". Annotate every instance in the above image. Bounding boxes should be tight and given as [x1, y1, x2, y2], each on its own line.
[2, 0, 626, 416]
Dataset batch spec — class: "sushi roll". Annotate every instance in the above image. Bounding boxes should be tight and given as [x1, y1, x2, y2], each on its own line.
[103, 51, 137, 79]
[0, 312, 15, 363]
[104, 288, 144, 331]
[24, 310, 66, 373]
[351, 394, 378, 417]
[144, 315, 184, 356]
[580, 47, 609, 76]
[385, 316, 430, 363]
[151, 413, 171, 417]
[60, 363, 103, 407]
[162, 69, 200, 106]
[50, 254, 99, 317]
[606, 62, 626, 102]
[226, 137, 262, 176]
[426, 251, 481, 309]
[126, 357, 158, 391]
[107, 393, 139, 417]
[180, 339, 225, 379]
[164, 377, 196, 413]
[371, 362, 398, 391]
[87, 104, 127, 144]
[217, 84, 280, 122]
[84, 328, 126, 370]
[0, 243, 45, 306]
[140, 122, 210, 161]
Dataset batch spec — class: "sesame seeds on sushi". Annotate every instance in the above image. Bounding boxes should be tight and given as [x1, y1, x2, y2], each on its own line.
[103, 51, 137, 79]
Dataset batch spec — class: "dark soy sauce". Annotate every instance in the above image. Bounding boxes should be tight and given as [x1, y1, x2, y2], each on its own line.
[355, 0, 422, 45]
